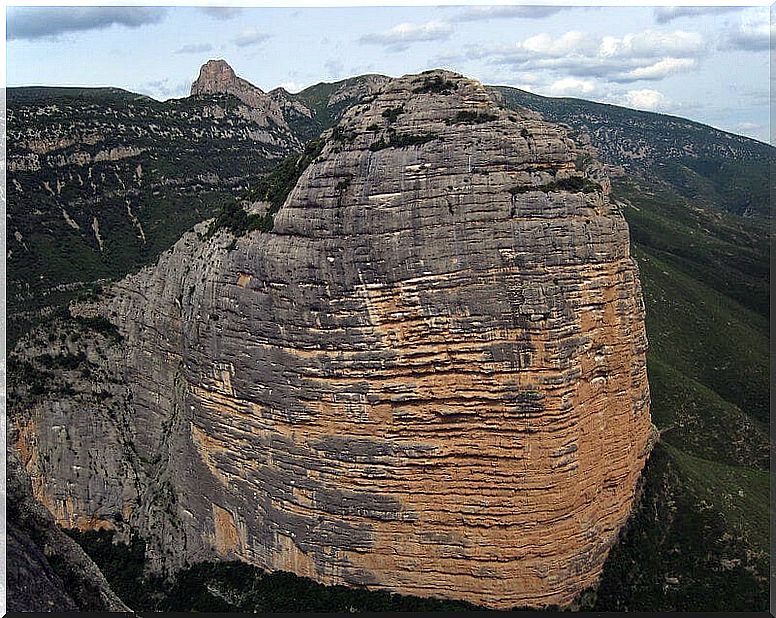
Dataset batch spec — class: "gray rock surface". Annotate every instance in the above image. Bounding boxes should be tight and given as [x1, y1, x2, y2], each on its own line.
[6, 450, 131, 612]
[10, 69, 652, 609]
[191, 59, 289, 130]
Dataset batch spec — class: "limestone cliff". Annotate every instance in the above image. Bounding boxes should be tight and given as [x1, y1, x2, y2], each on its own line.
[6, 450, 131, 612]
[11, 69, 653, 609]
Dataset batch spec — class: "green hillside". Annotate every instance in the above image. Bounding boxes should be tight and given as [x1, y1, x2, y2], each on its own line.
[7, 86, 153, 105]
[274, 74, 389, 142]
[7, 88, 300, 346]
[494, 86, 773, 218]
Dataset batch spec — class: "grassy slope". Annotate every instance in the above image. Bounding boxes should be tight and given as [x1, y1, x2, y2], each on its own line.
[586, 179, 770, 610]
[592, 443, 768, 611]
[7, 188, 234, 347]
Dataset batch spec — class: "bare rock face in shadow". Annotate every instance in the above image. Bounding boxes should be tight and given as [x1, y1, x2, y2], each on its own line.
[6, 450, 131, 612]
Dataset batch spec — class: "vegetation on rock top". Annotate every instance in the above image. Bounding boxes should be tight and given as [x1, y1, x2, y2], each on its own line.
[412, 74, 459, 95]
[509, 175, 602, 195]
[369, 130, 438, 151]
[446, 110, 498, 125]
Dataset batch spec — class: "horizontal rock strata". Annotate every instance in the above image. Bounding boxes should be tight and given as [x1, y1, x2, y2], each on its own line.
[13, 70, 652, 609]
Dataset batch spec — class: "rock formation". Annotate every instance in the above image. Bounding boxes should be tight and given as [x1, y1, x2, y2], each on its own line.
[191, 59, 287, 129]
[6, 449, 131, 612]
[11, 69, 653, 609]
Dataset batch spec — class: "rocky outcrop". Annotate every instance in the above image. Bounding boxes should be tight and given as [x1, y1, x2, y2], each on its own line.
[11, 69, 652, 609]
[6, 450, 131, 612]
[191, 59, 288, 130]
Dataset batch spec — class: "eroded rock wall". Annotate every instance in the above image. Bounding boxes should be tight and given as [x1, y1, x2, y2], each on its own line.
[12, 70, 652, 609]
[6, 451, 131, 612]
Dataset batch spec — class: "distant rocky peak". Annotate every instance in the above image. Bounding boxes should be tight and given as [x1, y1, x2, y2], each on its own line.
[191, 59, 260, 95]
[191, 59, 290, 130]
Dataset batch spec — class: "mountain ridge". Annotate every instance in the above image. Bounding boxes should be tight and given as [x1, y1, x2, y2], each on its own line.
[14, 59, 769, 221]
[490, 85, 772, 146]
[11, 66, 770, 147]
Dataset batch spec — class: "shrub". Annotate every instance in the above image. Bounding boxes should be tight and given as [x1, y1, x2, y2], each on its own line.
[412, 75, 458, 95]
[72, 315, 123, 343]
[368, 136, 389, 152]
[446, 110, 498, 125]
[38, 351, 88, 371]
[509, 175, 602, 195]
[381, 106, 404, 123]
[331, 126, 356, 143]
[335, 177, 352, 192]
[575, 153, 593, 170]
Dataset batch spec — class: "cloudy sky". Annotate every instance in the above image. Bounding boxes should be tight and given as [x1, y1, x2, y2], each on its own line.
[6, 3, 773, 143]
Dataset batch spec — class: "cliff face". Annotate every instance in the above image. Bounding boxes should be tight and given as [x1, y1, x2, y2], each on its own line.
[6, 450, 131, 612]
[11, 70, 653, 609]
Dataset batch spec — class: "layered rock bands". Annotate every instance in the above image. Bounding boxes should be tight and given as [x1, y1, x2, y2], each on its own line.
[14, 70, 653, 609]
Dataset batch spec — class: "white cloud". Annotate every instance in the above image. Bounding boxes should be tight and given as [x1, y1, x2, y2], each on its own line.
[175, 43, 213, 55]
[620, 89, 667, 111]
[735, 121, 762, 132]
[515, 71, 542, 85]
[470, 28, 705, 84]
[324, 59, 345, 79]
[453, 5, 566, 22]
[546, 77, 596, 96]
[233, 27, 271, 48]
[199, 7, 243, 21]
[724, 18, 774, 51]
[522, 31, 598, 57]
[600, 30, 704, 59]
[359, 21, 452, 51]
[141, 78, 190, 101]
[654, 6, 743, 24]
[625, 57, 696, 80]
